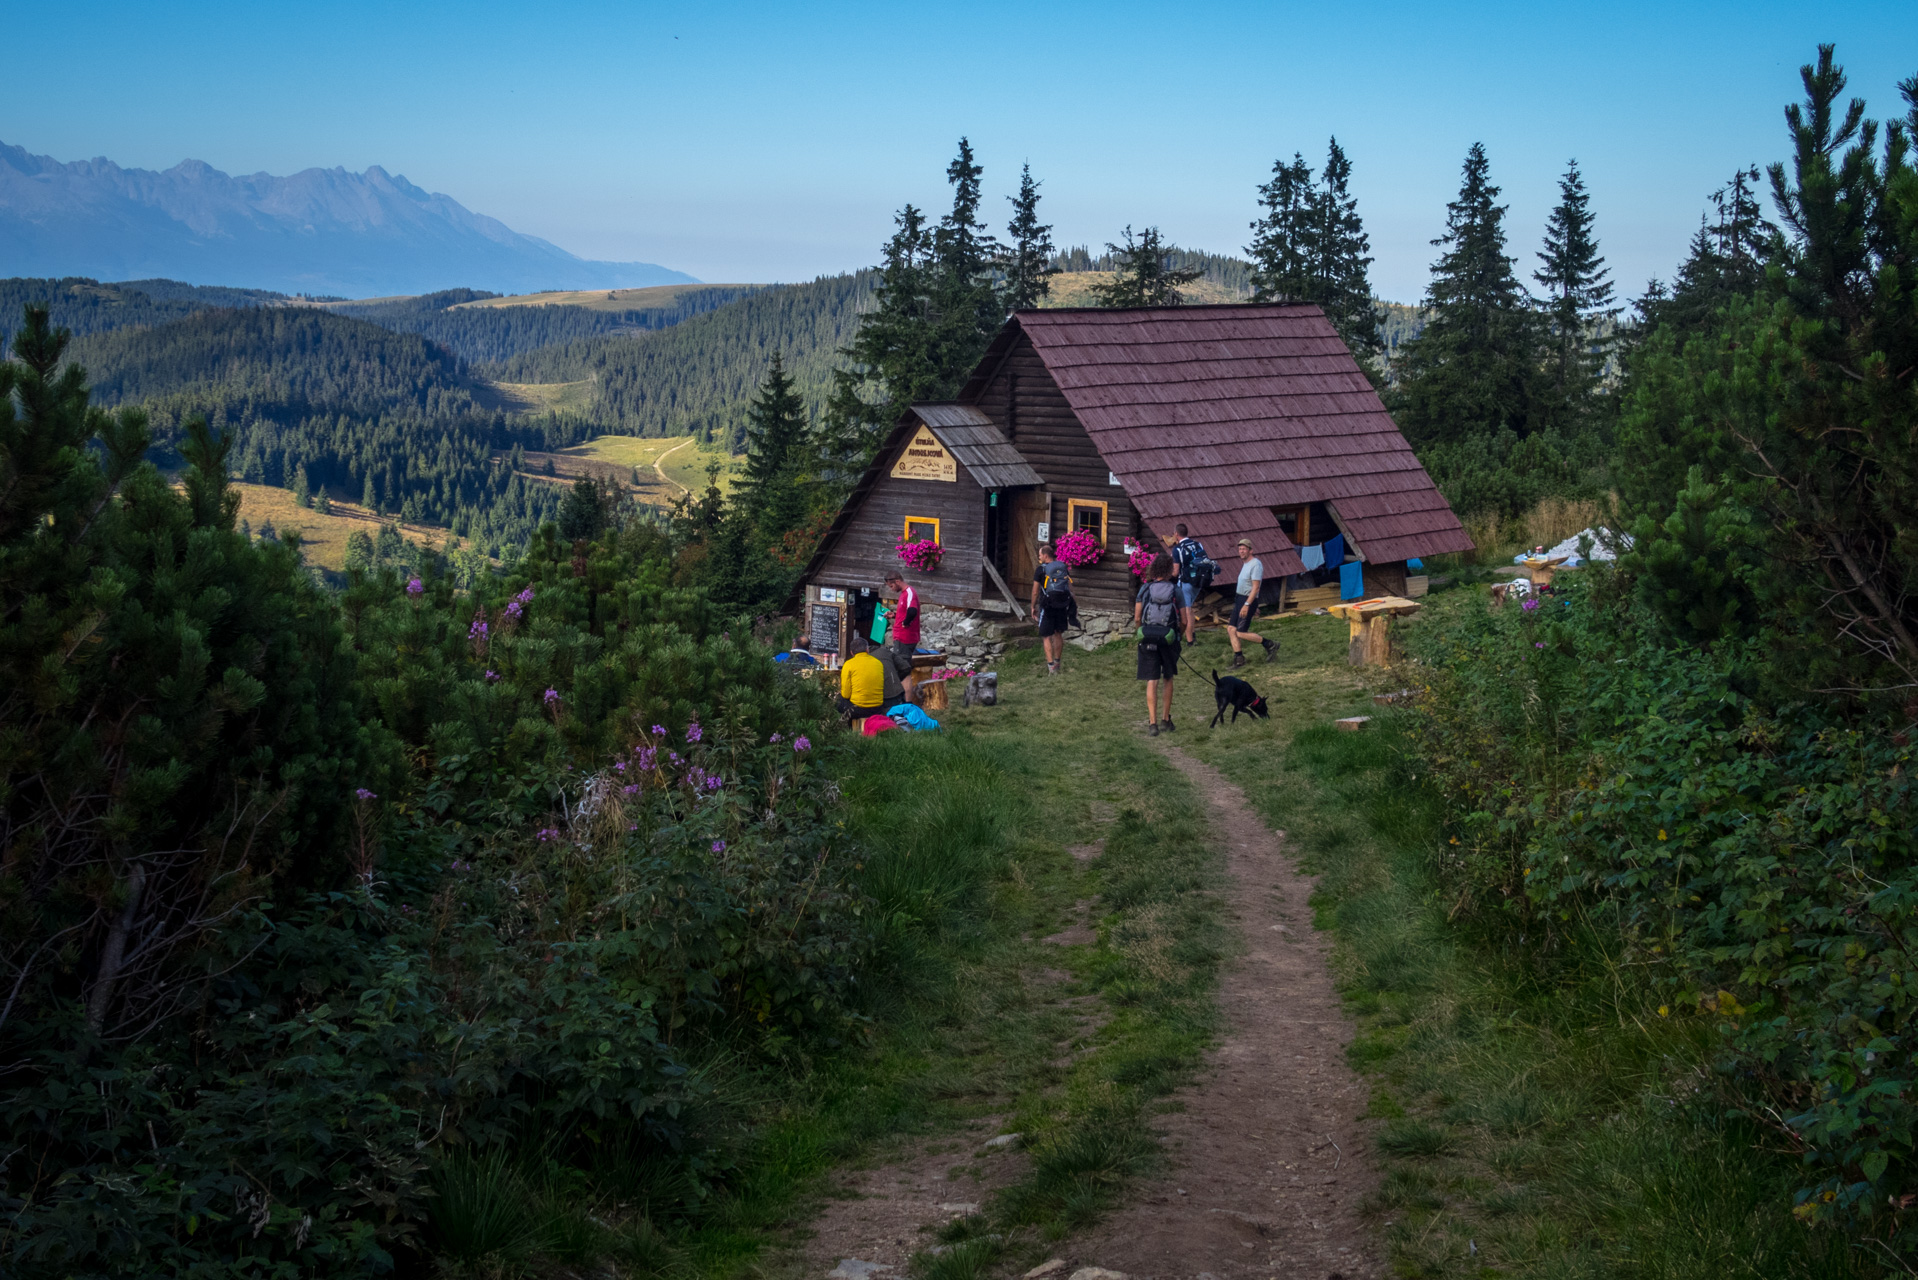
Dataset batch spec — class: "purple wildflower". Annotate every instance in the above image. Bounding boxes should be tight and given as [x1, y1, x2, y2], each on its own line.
[1521, 598, 1540, 612]
[711, 840, 726, 854]
[451, 859, 470, 872]
[1535, 641, 1546, 649]
[504, 600, 523, 619]
[704, 774, 723, 792]
[622, 784, 639, 796]
[685, 722, 703, 744]
[536, 827, 561, 842]
[469, 617, 488, 639]
[614, 761, 626, 773]
[544, 688, 560, 705]
[668, 751, 681, 766]
[484, 669, 500, 681]
[770, 732, 783, 743]
[651, 724, 666, 737]
[636, 747, 657, 771]
[354, 787, 378, 801]
[794, 736, 811, 753]
[515, 587, 535, 605]
[406, 578, 424, 597]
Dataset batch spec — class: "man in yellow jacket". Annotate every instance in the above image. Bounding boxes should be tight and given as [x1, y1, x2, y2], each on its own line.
[838, 646, 900, 721]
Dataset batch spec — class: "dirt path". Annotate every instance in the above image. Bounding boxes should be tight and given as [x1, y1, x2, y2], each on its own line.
[1067, 744, 1381, 1280]
[654, 437, 694, 496]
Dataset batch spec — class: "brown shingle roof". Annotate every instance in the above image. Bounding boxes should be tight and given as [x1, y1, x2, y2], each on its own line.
[996, 305, 1473, 571]
[910, 404, 1042, 490]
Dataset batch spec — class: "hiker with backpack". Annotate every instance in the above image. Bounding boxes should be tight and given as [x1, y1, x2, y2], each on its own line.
[1134, 552, 1193, 736]
[1029, 541, 1075, 676]
[1169, 523, 1217, 613]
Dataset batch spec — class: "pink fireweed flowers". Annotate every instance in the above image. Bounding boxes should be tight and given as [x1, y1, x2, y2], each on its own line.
[544, 688, 560, 705]
[406, 578, 424, 597]
[484, 669, 500, 682]
[711, 840, 726, 854]
[685, 722, 703, 743]
[536, 827, 561, 842]
[1521, 598, 1540, 611]
[354, 788, 377, 801]
[469, 617, 488, 640]
[794, 736, 811, 752]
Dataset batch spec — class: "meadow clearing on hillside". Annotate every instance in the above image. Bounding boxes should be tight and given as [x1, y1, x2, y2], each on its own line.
[231, 482, 457, 571]
[1042, 272, 1249, 307]
[516, 433, 739, 502]
[481, 375, 597, 413]
[453, 283, 762, 312]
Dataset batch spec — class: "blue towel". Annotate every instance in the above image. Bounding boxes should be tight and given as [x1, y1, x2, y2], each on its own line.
[1300, 543, 1325, 570]
[886, 703, 941, 731]
[1407, 557, 1423, 570]
[1339, 561, 1364, 600]
[1323, 534, 1345, 567]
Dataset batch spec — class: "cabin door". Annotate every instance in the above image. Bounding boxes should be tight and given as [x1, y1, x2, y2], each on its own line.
[1007, 488, 1049, 588]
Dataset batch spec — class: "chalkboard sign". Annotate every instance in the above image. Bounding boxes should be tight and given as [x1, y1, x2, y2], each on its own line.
[808, 604, 841, 655]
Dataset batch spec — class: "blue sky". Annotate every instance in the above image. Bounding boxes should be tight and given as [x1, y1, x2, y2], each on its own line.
[15, 1, 1918, 301]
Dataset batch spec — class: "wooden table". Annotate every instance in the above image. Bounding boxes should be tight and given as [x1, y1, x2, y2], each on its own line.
[1326, 596, 1423, 666]
[1519, 556, 1572, 588]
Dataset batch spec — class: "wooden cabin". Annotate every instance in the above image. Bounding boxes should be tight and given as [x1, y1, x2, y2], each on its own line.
[791, 304, 1472, 662]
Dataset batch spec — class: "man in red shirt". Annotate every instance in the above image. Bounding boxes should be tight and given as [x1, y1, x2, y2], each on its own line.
[882, 571, 922, 703]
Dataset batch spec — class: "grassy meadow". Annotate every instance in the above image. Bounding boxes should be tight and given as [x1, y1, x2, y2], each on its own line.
[516, 433, 739, 504]
[230, 482, 457, 572]
[1041, 272, 1249, 308]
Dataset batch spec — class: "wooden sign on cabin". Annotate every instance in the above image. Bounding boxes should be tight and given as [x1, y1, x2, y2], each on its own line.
[890, 425, 956, 482]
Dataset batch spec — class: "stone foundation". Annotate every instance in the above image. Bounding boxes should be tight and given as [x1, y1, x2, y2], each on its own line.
[917, 605, 1131, 665]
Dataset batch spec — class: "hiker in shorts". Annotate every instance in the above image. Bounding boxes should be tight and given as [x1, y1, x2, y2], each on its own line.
[882, 570, 922, 701]
[1029, 542, 1074, 675]
[1134, 552, 1193, 736]
[1168, 523, 1215, 613]
[1226, 536, 1279, 668]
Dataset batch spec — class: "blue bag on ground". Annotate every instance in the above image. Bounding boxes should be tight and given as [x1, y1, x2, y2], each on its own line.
[886, 703, 941, 731]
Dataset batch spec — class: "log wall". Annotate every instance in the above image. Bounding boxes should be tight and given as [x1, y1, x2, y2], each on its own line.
[810, 430, 987, 608]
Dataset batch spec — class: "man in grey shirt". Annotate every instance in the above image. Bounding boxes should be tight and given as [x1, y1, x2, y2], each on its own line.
[1226, 536, 1279, 669]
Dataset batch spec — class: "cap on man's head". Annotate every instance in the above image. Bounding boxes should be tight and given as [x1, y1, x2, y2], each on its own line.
[1237, 537, 1254, 549]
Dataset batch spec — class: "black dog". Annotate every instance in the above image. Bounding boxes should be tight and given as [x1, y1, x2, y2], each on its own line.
[1210, 670, 1270, 726]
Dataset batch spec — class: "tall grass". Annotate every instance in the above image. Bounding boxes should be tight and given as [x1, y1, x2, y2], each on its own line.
[1456, 495, 1606, 565]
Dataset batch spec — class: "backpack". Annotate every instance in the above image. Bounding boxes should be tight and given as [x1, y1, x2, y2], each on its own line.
[1175, 537, 1218, 589]
[1139, 580, 1180, 646]
[1040, 561, 1073, 608]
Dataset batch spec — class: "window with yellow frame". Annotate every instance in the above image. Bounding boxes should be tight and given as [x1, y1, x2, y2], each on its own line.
[902, 516, 940, 544]
[1066, 499, 1108, 545]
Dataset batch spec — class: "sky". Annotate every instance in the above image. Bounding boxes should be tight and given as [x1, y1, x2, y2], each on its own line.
[12, 1, 1918, 302]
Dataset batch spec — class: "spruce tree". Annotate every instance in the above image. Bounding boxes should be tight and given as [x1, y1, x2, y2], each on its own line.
[1247, 154, 1315, 303]
[1388, 143, 1539, 447]
[1533, 159, 1617, 420]
[822, 139, 1009, 475]
[1091, 226, 1202, 308]
[735, 354, 813, 545]
[1638, 166, 1774, 338]
[1003, 163, 1059, 311]
[1312, 139, 1383, 360]
[1248, 140, 1381, 360]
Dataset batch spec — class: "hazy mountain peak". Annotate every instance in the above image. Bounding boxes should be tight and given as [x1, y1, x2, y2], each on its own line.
[0, 141, 693, 298]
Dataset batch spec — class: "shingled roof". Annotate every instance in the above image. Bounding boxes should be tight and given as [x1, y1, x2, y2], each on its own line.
[967, 304, 1472, 571]
[911, 404, 1042, 489]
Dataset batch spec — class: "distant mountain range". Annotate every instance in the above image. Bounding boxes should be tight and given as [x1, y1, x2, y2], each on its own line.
[0, 141, 694, 299]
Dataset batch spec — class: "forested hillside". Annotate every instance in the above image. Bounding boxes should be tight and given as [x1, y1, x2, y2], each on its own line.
[490, 271, 877, 451]
[69, 307, 569, 550]
[332, 283, 763, 363]
[0, 276, 289, 351]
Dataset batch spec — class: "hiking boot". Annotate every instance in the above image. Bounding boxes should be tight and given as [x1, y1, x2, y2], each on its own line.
[1046, 660, 1058, 676]
[1147, 721, 1160, 737]
[1231, 651, 1247, 669]
[1263, 638, 1279, 663]
[1161, 716, 1176, 732]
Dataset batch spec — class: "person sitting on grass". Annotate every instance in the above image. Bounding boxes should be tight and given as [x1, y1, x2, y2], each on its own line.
[1226, 536, 1278, 669]
[836, 645, 900, 723]
[1134, 552, 1193, 737]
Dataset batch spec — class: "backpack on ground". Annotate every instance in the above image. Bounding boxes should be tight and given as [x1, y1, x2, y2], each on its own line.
[1139, 580, 1180, 646]
[1040, 561, 1074, 608]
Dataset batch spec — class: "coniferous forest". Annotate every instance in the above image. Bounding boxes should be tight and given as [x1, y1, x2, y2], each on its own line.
[5, 41, 1918, 1278]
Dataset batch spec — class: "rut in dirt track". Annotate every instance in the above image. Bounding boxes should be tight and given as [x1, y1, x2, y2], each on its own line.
[1066, 743, 1381, 1280]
